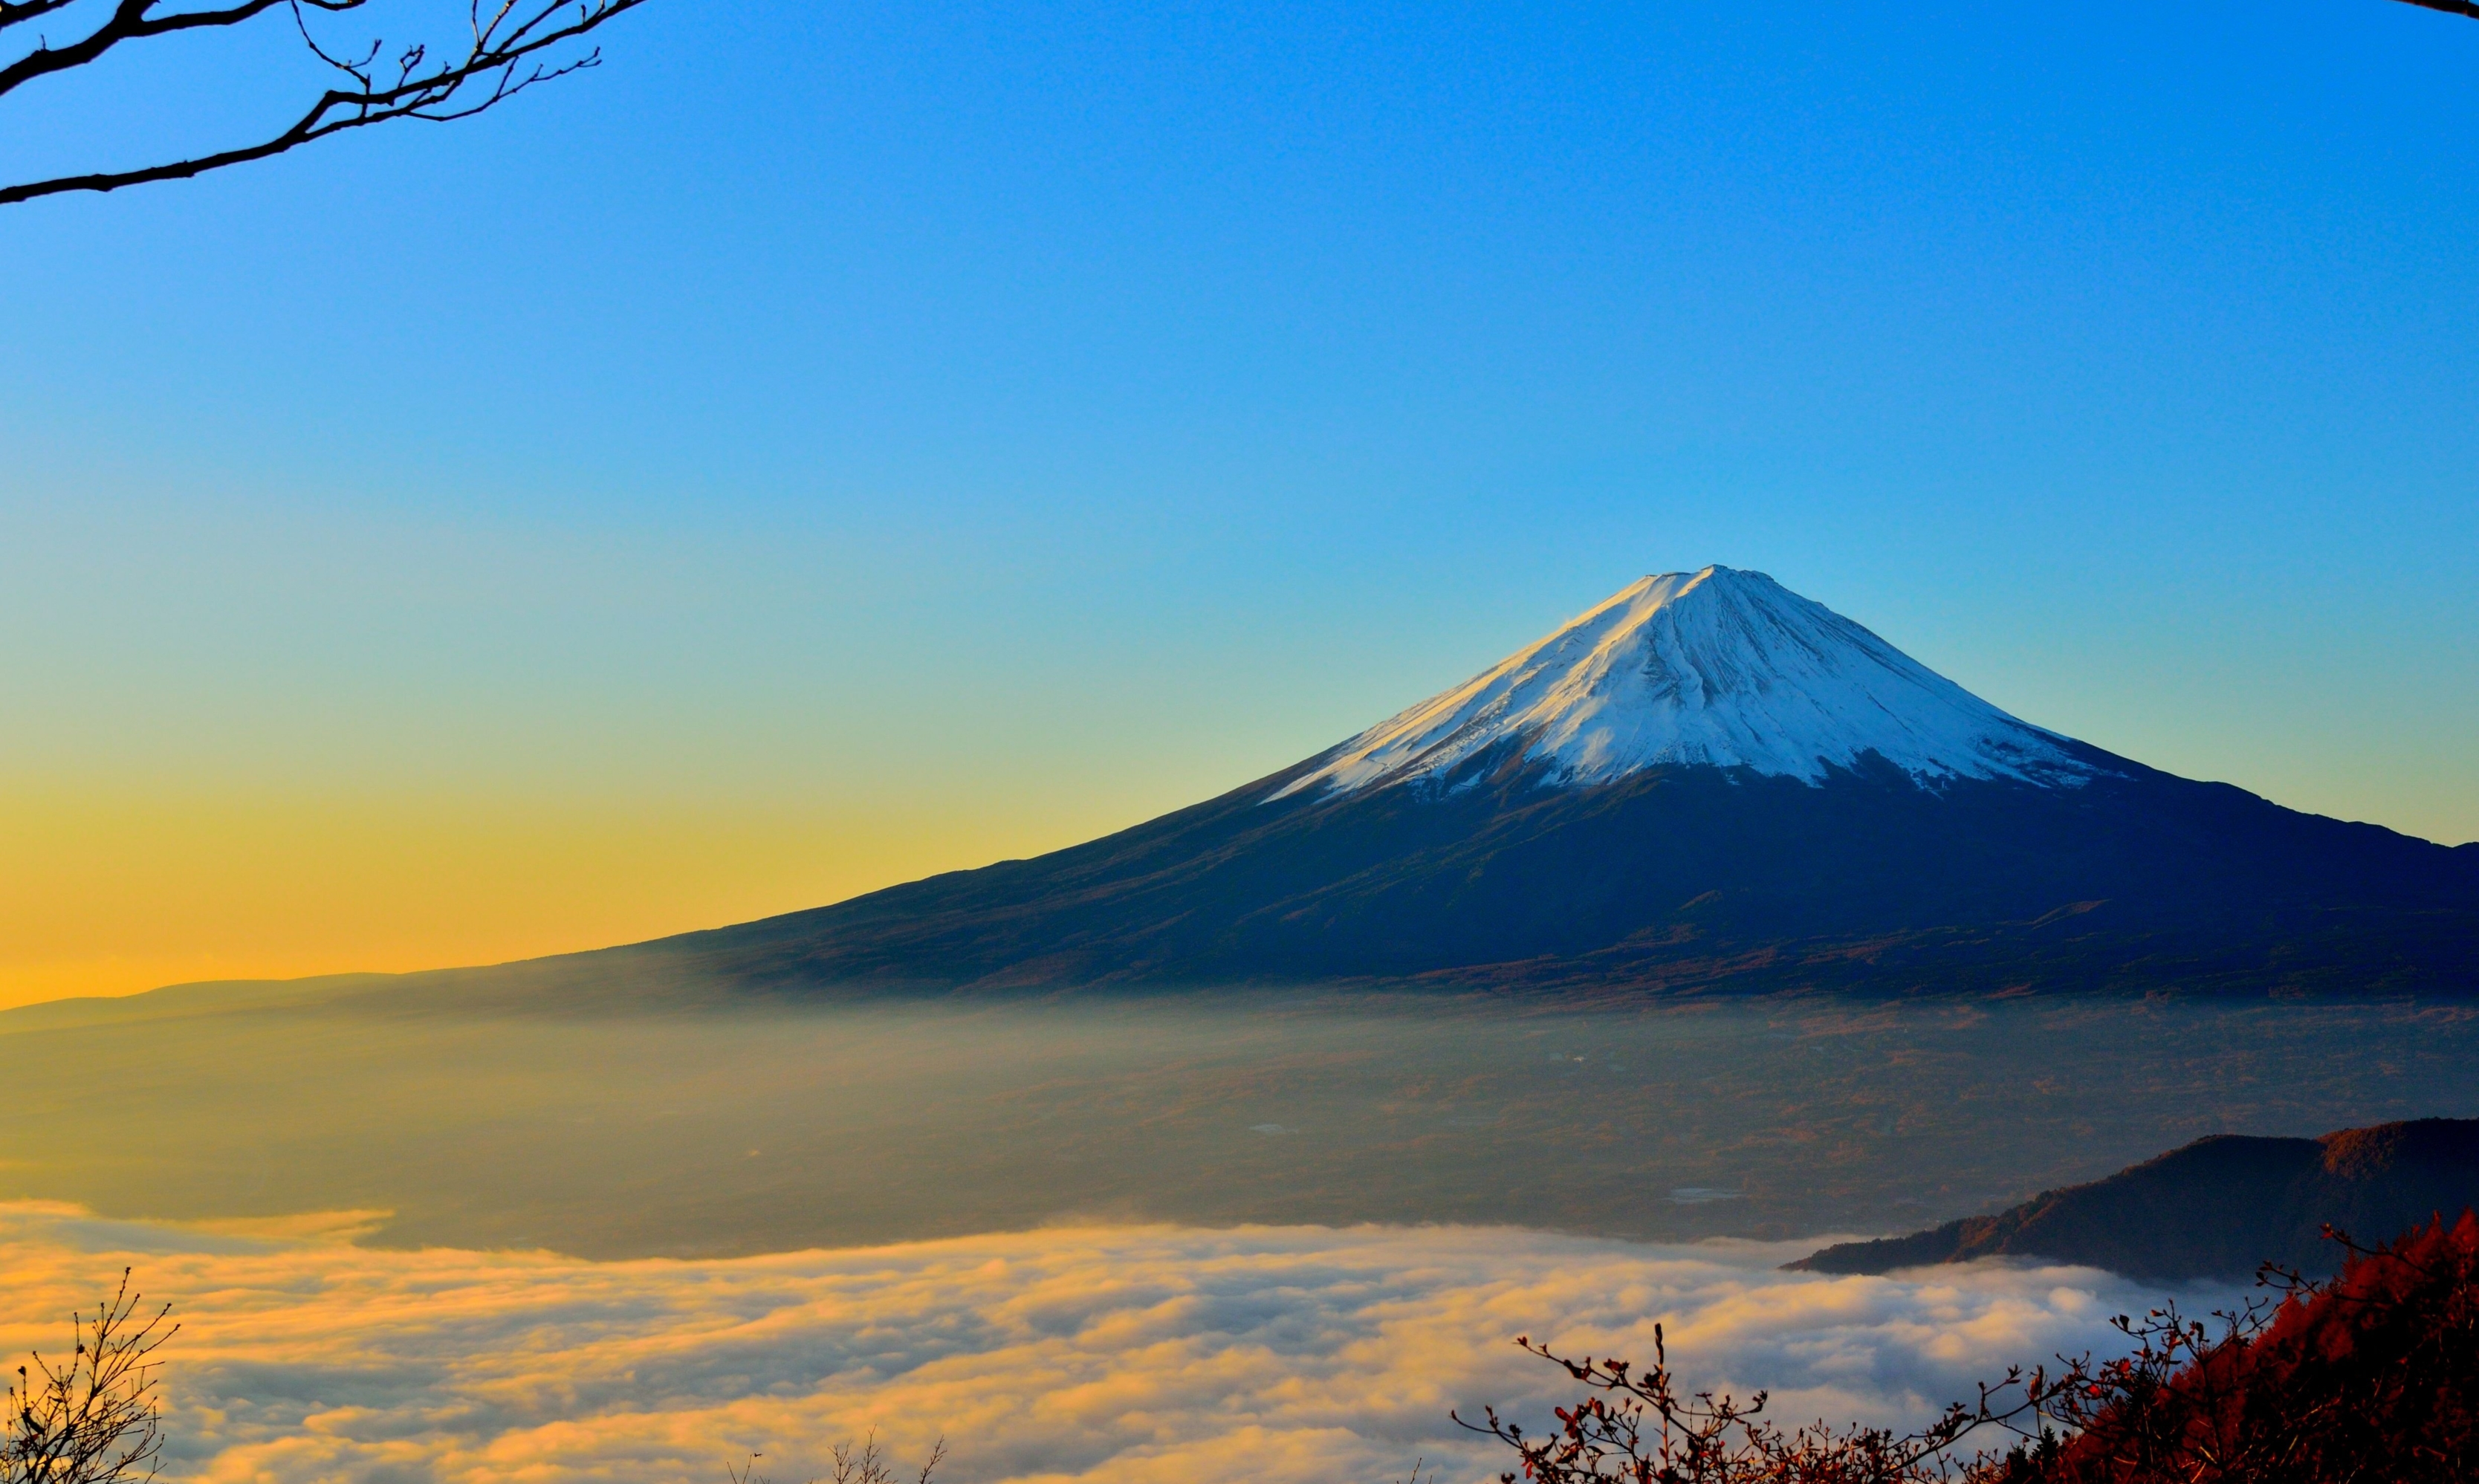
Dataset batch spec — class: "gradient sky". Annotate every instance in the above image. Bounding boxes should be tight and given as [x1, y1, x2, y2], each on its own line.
[3, 0, 2475, 1006]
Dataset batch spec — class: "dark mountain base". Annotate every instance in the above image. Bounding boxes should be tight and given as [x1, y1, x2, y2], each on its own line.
[615, 748, 2477, 1000]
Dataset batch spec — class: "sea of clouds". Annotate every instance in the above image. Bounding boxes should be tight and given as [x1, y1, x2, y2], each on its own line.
[0, 1202, 2241, 1484]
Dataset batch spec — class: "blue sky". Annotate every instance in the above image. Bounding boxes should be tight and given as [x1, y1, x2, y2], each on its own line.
[2, 0, 2475, 997]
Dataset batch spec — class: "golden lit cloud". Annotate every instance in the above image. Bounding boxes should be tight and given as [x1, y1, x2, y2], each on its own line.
[0, 1205, 2226, 1483]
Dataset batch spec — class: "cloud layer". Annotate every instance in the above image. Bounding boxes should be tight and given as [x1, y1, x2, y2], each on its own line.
[0, 1204, 2232, 1483]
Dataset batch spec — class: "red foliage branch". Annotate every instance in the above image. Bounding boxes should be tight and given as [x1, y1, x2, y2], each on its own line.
[1477, 1213, 2479, 1484]
[2009, 1212, 2479, 1484]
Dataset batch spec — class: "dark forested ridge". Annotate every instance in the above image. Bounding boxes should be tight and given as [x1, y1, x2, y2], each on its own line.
[620, 739, 2479, 999]
[1792, 1117, 2479, 1280]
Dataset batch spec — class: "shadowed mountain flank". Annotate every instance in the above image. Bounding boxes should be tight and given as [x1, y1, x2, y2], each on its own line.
[642, 747, 2478, 998]
[1789, 1118, 2479, 1280]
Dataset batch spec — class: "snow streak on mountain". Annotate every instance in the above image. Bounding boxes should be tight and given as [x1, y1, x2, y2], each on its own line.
[1277, 566, 2097, 800]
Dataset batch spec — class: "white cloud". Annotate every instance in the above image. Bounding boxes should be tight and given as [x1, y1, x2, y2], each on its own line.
[0, 1204, 2235, 1484]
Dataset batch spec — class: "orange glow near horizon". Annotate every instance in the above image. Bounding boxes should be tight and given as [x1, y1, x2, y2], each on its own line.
[0, 784, 1109, 1011]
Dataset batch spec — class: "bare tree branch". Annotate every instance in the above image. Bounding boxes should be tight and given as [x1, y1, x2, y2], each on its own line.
[1, 1, 314, 100]
[0, 0, 94, 39]
[0, 0, 650, 206]
[2, 1268, 175, 1484]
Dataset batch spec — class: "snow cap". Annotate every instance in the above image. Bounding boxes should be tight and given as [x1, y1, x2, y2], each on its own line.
[1275, 566, 2093, 800]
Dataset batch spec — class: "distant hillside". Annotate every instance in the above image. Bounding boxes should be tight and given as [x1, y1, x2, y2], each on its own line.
[1789, 1117, 2479, 1280]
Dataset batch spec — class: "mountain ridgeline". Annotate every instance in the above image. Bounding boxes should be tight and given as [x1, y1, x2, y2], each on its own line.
[1791, 1117, 2479, 1280]
[641, 566, 2476, 998]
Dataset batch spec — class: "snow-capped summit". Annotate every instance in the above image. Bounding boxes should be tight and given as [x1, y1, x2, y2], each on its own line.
[1275, 566, 2096, 799]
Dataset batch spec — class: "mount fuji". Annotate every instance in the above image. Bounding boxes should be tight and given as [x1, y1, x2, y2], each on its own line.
[636, 567, 2477, 999]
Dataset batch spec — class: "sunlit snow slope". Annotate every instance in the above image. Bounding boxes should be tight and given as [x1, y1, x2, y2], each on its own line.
[1278, 566, 2095, 799]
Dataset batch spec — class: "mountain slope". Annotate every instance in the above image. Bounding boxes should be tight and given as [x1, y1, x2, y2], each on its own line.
[1788, 1118, 2479, 1279]
[630, 568, 2478, 997]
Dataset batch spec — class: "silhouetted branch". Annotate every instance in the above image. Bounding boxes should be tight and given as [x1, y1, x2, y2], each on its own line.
[0, 0, 320, 99]
[1, 1268, 176, 1484]
[1454, 1324, 2078, 1482]
[724, 1431, 946, 1484]
[0, 0, 651, 205]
